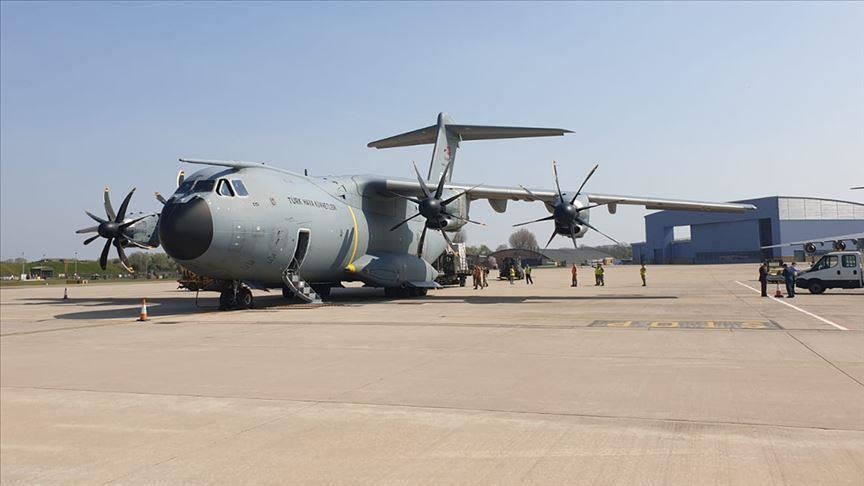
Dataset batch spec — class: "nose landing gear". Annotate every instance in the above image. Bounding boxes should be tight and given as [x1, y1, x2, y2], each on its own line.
[219, 282, 253, 310]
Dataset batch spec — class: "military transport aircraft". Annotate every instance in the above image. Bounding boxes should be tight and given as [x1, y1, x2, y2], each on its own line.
[77, 113, 755, 309]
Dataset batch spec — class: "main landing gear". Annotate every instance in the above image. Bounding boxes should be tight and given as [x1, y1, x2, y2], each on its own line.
[219, 283, 253, 310]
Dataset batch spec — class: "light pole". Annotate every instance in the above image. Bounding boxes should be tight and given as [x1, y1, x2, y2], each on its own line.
[75, 251, 79, 278]
[21, 252, 25, 280]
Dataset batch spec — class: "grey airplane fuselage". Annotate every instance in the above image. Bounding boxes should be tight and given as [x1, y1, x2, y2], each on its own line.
[160, 166, 458, 287]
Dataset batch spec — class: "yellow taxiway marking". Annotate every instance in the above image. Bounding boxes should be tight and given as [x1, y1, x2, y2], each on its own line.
[589, 320, 778, 329]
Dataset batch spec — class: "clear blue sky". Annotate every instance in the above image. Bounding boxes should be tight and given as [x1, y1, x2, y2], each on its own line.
[2, 1, 862, 260]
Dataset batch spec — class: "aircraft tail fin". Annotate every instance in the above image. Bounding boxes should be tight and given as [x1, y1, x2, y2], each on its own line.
[367, 113, 572, 183]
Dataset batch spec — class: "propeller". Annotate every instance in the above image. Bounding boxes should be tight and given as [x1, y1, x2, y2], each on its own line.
[513, 161, 621, 248]
[390, 160, 484, 257]
[76, 187, 146, 271]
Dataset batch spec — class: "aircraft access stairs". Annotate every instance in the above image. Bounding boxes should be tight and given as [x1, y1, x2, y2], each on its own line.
[281, 268, 323, 304]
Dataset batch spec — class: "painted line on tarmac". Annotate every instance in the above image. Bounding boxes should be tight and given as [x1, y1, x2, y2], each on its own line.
[734, 281, 848, 331]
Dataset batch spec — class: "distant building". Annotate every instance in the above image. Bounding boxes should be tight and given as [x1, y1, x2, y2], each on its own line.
[29, 266, 54, 279]
[631, 196, 864, 264]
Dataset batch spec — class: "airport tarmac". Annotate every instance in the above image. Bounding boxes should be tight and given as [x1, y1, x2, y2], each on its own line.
[1, 264, 862, 485]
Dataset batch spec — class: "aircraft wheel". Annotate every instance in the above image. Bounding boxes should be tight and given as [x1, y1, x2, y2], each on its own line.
[808, 281, 826, 295]
[458, 276, 466, 287]
[219, 290, 236, 310]
[237, 287, 253, 309]
[282, 285, 296, 301]
[409, 288, 428, 297]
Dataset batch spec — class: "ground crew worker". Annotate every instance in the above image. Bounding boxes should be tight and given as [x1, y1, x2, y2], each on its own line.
[781, 263, 796, 298]
[482, 266, 488, 288]
[524, 265, 533, 285]
[640, 264, 647, 287]
[473, 265, 482, 290]
[758, 262, 768, 297]
[785, 263, 798, 298]
[571, 264, 578, 287]
[508, 266, 515, 285]
[595, 264, 605, 286]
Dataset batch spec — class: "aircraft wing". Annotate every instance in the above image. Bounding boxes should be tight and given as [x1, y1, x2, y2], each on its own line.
[382, 179, 757, 213]
[761, 233, 864, 249]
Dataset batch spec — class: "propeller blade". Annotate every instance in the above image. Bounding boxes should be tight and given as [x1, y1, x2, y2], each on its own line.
[552, 160, 564, 202]
[83, 234, 100, 245]
[86, 210, 107, 224]
[155, 192, 167, 205]
[417, 225, 428, 257]
[434, 157, 455, 199]
[442, 211, 485, 226]
[390, 212, 422, 231]
[575, 201, 618, 212]
[119, 215, 149, 229]
[412, 162, 431, 197]
[519, 185, 541, 202]
[76, 225, 99, 234]
[99, 238, 112, 270]
[124, 239, 152, 250]
[103, 187, 116, 221]
[569, 225, 579, 250]
[577, 217, 621, 246]
[571, 164, 599, 204]
[439, 228, 454, 252]
[512, 215, 555, 227]
[544, 228, 558, 249]
[386, 191, 422, 205]
[115, 240, 133, 272]
[441, 183, 483, 205]
[115, 187, 136, 222]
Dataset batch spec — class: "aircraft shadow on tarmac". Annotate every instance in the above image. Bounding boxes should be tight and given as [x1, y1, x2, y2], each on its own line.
[22, 290, 677, 320]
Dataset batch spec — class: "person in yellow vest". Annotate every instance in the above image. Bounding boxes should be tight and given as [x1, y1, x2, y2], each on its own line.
[640, 264, 647, 287]
[595, 264, 605, 286]
[508, 266, 516, 285]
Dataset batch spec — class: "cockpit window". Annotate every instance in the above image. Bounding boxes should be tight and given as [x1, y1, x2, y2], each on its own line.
[231, 180, 249, 196]
[191, 179, 216, 193]
[175, 180, 194, 195]
[217, 179, 235, 197]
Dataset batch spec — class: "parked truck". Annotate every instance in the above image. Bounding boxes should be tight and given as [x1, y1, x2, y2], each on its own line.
[434, 243, 470, 287]
[795, 251, 863, 294]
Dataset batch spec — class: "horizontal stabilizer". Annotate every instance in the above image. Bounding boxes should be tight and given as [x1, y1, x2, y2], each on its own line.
[368, 124, 572, 149]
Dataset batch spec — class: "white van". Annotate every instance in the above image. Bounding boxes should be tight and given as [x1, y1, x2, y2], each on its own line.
[795, 251, 863, 294]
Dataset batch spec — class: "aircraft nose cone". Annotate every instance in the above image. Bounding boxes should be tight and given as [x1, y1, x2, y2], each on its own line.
[159, 197, 213, 260]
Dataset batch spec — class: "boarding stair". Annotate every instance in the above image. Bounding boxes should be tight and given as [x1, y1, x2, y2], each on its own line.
[281, 268, 322, 304]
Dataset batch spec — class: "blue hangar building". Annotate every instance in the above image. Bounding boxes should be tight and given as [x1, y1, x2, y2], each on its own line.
[631, 196, 864, 264]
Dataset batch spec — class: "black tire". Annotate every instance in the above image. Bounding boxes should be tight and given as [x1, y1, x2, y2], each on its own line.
[237, 288, 253, 309]
[458, 276, 466, 287]
[219, 290, 236, 310]
[409, 287, 428, 297]
[282, 286, 295, 301]
[808, 281, 826, 295]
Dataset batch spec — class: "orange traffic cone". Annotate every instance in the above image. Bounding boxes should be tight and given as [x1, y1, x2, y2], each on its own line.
[774, 283, 783, 298]
[137, 299, 148, 321]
